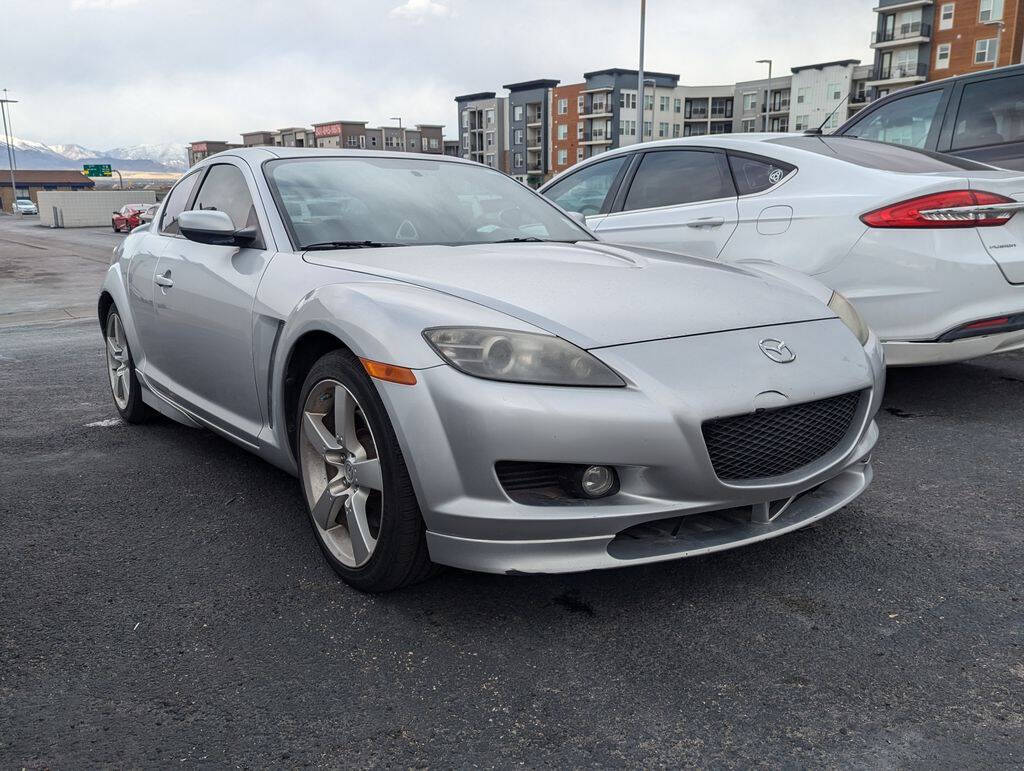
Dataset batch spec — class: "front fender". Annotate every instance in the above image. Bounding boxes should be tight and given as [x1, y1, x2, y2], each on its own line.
[733, 258, 835, 306]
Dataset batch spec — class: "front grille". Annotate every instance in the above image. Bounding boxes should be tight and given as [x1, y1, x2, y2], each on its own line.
[702, 391, 862, 481]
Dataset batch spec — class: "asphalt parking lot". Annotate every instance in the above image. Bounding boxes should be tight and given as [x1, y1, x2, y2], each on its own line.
[1, 216, 1022, 767]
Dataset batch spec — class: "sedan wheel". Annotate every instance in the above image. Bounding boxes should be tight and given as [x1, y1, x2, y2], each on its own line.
[296, 349, 435, 592]
[299, 379, 384, 568]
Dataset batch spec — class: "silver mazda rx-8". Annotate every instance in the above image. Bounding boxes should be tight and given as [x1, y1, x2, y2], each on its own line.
[99, 148, 884, 591]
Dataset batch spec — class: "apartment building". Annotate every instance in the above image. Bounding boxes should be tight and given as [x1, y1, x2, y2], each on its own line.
[187, 140, 241, 167]
[443, 139, 461, 156]
[868, 0, 935, 99]
[504, 79, 560, 185]
[455, 92, 509, 171]
[550, 82, 584, 175]
[930, 0, 1023, 76]
[790, 60, 863, 133]
[848, 64, 876, 117]
[580, 67, 680, 155]
[733, 75, 793, 132]
[678, 85, 735, 136]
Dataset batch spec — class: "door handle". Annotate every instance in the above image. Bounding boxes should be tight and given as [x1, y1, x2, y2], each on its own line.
[686, 217, 725, 228]
[154, 271, 174, 288]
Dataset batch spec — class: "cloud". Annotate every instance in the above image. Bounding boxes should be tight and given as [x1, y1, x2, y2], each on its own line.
[389, 0, 451, 24]
[70, 0, 143, 8]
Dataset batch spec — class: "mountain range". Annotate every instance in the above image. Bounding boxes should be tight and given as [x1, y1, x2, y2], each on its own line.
[0, 137, 187, 173]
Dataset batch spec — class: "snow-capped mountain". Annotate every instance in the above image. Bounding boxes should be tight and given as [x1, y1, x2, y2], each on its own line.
[0, 136, 187, 172]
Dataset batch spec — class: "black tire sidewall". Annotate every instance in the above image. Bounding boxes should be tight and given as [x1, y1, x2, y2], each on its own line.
[106, 308, 150, 424]
[296, 349, 428, 592]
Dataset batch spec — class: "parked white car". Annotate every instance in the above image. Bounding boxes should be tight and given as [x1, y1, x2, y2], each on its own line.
[540, 135, 1024, 366]
[13, 198, 38, 215]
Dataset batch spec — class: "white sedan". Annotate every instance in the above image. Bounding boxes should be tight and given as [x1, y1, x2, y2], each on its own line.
[540, 135, 1024, 366]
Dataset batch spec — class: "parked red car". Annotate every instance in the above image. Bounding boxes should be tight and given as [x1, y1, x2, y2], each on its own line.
[111, 205, 147, 233]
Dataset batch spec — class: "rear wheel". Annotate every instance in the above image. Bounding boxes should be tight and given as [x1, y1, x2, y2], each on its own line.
[297, 349, 435, 592]
[104, 307, 152, 423]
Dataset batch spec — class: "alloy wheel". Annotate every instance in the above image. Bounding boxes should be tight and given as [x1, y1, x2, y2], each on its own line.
[299, 379, 384, 568]
[105, 312, 131, 410]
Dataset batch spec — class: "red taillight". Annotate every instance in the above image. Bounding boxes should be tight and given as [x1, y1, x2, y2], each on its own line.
[861, 190, 1017, 228]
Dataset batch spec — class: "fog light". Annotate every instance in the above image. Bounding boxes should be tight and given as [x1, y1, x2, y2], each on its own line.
[578, 465, 617, 498]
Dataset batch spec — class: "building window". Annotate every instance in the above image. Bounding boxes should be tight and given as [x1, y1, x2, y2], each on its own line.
[797, 87, 809, 104]
[672, 123, 680, 138]
[578, 95, 585, 113]
[486, 131, 495, 147]
[657, 121, 668, 137]
[827, 83, 841, 100]
[742, 93, 757, 111]
[936, 43, 951, 69]
[514, 128, 523, 145]
[346, 136, 359, 147]
[462, 135, 469, 149]
[643, 94, 654, 110]
[557, 149, 568, 165]
[643, 121, 652, 137]
[620, 92, 636, 109]
[674, 98, 681, 113]
[558, 98, 568, 115]
[975, 37, 998, 63]
[462, 110, 469, 128]
[485, 153, 496, 167]
[939, 3, 954, 29]
[485, 108, 495, 127]
[577, 121, 584, 139]
[429, 137, 439, 149]
[659, 96, 669, 112]
[794, 115, 809, 131]
[513, 105, 523, 121]
[557, 124, 568, 140]
[979, 0, 1003, 22]
[514, 152, 523, 168]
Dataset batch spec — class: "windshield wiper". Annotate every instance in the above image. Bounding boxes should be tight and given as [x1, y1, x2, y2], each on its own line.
[302, 240, 403, 251]
[489, 237, 578, 244]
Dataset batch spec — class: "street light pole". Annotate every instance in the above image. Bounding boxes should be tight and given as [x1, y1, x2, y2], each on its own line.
[2, 89, 16, 170]
[0, 94, 18, 213]
[756, 59, 772, 131]
[636, 0, 646, 144]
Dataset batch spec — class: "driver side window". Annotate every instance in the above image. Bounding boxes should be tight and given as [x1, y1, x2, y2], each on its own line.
[191, 164, 264, 248]
[543, 156, 627, 215]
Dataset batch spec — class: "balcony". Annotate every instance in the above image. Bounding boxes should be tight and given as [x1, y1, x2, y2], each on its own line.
[849, 89, 870, 104]
[580, 129, 613, 145]
[868, 61, 928, 86]
[580, 102, 614, 118]
[872, 21, 931, 48]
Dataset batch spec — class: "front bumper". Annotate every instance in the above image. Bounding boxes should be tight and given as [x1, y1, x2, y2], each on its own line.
[375, 318, 884, 575]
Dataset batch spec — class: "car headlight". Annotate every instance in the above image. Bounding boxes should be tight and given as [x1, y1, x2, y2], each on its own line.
[828, 291, 869, 346]
[423, 327, 625, 386]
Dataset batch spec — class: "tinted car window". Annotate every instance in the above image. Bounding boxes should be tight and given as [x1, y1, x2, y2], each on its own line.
[623, 150, 734, 211]
[728, 154, 796, 195]
[843, 89, 943, 149]
[951, 74, 1024, 151]
[542, 156, 627, 215]
[768, 136, 992, 171]
[192, 164, 260, 235]
[160, 171, 200, 235]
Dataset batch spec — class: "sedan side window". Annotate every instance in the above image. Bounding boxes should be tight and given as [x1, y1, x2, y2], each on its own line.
[951, 74, 1024, 151]
[159, 171, 200, 235]
[622, 150, 734, 211]
[843, 90, 943, 149]
[542, 156, 627, 215]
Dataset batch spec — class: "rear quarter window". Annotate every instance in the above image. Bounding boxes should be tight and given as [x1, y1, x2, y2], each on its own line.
[727, 154, 796, 195]
[951, 73, 1024, 151]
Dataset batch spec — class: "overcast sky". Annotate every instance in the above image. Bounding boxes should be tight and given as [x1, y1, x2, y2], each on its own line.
[5, 0, 875, 149]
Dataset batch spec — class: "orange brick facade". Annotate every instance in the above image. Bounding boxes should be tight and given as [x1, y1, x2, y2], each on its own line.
[550, 83, 584, 176]
[930, 0, 1023, 78]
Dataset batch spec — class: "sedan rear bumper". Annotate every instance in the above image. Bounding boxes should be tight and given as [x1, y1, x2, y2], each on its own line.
[884, 327, 1024, 366]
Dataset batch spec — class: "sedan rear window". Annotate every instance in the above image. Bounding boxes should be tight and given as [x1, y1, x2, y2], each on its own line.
[767, 136, 992, 172]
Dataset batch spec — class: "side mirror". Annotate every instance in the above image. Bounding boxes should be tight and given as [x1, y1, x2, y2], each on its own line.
[568, 211, 590, 229]
[178, 210, 255, 247]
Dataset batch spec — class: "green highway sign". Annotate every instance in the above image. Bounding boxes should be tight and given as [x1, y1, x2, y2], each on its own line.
[82, 164, 112, 177]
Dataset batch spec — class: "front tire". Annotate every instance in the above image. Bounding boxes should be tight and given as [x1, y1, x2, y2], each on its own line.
[104, 307, 152, 423]
[296, 349, 435, 592]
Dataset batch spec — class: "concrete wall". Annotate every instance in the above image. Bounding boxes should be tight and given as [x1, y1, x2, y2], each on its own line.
[38, 191, 157, 228]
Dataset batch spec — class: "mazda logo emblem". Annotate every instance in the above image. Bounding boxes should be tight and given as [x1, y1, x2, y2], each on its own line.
[759, 338, 796, 363]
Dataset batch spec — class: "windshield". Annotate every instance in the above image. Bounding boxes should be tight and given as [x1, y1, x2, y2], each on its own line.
[264, 156, 593, 249]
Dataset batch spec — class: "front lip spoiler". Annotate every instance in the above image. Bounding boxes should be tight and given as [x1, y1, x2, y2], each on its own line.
[424, 462, 872, 575]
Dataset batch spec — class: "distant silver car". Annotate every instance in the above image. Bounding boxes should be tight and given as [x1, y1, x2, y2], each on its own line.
[99, 148, 884, 591]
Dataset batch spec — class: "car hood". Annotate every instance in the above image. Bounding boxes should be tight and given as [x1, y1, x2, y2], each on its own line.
[304, 241, 833, 348]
